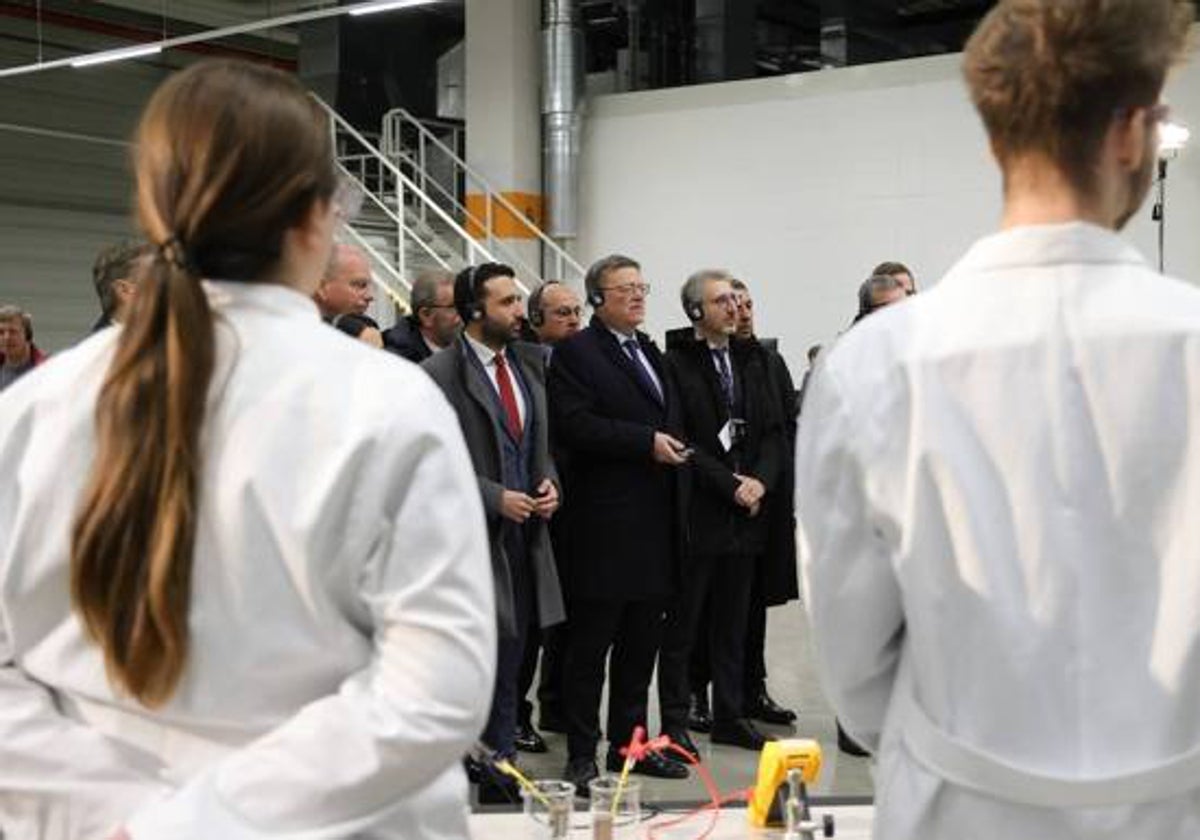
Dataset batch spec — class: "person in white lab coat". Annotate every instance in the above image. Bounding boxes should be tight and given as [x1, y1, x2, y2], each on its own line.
[0, 59, 495, 840]
[797, 2, 1200, 839]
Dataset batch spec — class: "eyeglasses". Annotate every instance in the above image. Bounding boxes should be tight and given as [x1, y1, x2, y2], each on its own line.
[600, 282, 651, 297]
[710, 293, 738, 309]
[549, 306, 584, 318]
[333, 173, 365, 224]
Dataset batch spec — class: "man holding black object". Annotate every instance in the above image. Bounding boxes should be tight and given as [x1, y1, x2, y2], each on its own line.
[422, 263, 565, 781]
[659, 270, 785, 753]
[549, 254, 690, 794]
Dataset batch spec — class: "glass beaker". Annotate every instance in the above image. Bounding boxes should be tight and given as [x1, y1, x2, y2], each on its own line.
[520, 779, 575, 839]
[589, 775, 642, 840]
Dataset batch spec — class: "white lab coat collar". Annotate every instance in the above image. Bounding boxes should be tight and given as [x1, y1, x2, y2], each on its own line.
[201, 279, 321, 320]
[946, 222, 1147, 280]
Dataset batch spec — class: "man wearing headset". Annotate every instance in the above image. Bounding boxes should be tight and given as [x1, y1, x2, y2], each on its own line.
[0, 305, 45, 392]
[658, 270, 785, 756]
[514, 279, 584, 753]
[548, 254, 691, 794]
[421, 263, 565, 788]
[527, 280, 584, 348]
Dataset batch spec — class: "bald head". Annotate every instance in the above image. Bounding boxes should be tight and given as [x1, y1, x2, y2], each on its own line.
[314, 244, 373, 318]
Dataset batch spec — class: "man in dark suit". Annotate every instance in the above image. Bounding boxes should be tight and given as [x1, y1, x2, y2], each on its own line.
[421, 263, 566, 775]
[384, 267, 460, 362]
[659, 270, 785, 753]
[549, 254, 691, 794]
[513, 280, 586, 753]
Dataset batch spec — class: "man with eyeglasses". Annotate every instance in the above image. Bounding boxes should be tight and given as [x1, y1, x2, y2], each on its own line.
[798, 2, 1200, 838]
[513, 280, 584, 754]
[549, 254, 691, 794]
[686, 278, 801, 738]
[528, 280, 583, 348]
[658, 270, 785, 755]
[383, 268, 462, 363]
[313, 244, 374, 321]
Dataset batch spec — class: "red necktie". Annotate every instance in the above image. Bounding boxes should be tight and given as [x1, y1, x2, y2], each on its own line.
[494, 353, 522, 440]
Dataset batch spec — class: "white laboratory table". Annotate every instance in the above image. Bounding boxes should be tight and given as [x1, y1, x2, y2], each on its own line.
[469, 805, 874, 839]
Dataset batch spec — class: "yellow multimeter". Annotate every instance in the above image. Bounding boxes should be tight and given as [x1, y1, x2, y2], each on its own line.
[748, 739, 824, 828]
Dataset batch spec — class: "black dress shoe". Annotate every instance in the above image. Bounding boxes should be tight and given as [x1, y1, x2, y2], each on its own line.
[564, 756, 599, 797]
[515, 722, 549, 753]
[465, 755, 521, 804]
[606, 748, 690, 779]
[661, 728, 700, 763]
[747, 690, 798, 725]
[688, 691, 713, 733]
[710, 718, 776, 751]
[539, 707, 568, 734]
[837, 720, 871, 757]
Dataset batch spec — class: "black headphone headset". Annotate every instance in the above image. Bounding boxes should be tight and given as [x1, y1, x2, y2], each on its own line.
[685, 298, 704, 323]
[454, 263, 489, 324]
[585, 262, 606, 308]
[528, 280, 562, 328]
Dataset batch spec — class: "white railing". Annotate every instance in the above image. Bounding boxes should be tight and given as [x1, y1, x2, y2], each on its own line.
[381, 106, 585, 285]
[312, 95, 501, 298]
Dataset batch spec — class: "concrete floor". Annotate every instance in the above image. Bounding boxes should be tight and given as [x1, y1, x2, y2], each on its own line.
[507, 602, 874, 807]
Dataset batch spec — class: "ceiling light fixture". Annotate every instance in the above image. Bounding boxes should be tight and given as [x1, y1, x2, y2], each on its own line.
[0, 0, 440, 78]
[350, 0, 434, 17]
[70, 43, 163, 69]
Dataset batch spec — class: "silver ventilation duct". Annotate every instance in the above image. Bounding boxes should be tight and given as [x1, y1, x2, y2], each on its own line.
[542, 0, 584, 241]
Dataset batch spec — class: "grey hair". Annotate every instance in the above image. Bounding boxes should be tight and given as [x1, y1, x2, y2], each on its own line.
[584, 254, 641, 302]
[680, 269, 732, 317]
[410, 268, 455, 314]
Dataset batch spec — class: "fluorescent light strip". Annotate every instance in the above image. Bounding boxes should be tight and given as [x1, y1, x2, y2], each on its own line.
[351, 0, 433, 16]
[0, 0, 440, 79]
[71, 44, 162, 69]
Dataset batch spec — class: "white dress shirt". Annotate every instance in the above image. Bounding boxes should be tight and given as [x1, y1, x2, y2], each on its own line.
[797, 222, 1200, 840]
[464, 333, 526, 429]
[0, 281, 496, 840]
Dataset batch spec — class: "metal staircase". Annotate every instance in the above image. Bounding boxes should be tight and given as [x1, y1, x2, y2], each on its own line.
[311, 96, 584, 320]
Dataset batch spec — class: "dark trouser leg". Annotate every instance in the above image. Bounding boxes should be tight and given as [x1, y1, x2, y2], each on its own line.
[607, 598, 668, 750]
[743, 567, 768, 703]
[517, 624, 541, 728]
[688, 593, 713, 697]
[536, 623, 566, 720]
[709, 553, 755, 726]
[564, 599, 621, 761]
[482, 536, 533, 758]
[657, 558, 714, 732]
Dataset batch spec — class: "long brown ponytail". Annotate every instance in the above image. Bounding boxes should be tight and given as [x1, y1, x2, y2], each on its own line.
[70, 60, 336, 707]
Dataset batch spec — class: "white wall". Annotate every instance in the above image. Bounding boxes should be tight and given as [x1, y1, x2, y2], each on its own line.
[578, 49, 1200, 374]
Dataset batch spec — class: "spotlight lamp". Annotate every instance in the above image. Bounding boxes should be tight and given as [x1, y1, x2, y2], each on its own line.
[1160, 121, 1191, 159]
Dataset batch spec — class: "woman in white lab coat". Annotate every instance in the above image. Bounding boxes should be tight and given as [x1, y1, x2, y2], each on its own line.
[0, 59, 495, 840]
[797, 2, 1199, 839]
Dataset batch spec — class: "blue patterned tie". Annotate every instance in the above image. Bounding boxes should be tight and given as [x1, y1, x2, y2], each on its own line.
[623, 339, 663, 403]
[713, 347, 734, 409]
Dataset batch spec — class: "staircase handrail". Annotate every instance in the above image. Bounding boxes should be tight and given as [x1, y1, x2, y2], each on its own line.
[312, 95, 497, 269]
[383, 106, 585, 282]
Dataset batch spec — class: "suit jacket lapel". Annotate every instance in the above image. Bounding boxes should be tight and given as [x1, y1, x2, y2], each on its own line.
[458, 339, 508, 455]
